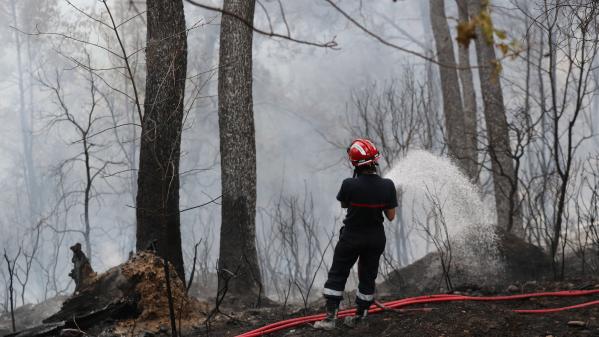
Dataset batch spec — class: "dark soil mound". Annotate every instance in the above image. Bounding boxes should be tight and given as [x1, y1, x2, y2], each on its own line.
[496, 229, 551, 280]
[378, 229, 552, 297]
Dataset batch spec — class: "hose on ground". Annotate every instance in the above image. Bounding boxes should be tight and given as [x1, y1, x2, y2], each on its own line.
[236, 289, 599, 337]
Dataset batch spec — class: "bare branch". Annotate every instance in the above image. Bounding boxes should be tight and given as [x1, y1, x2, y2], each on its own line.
[184, 0, 338, 48]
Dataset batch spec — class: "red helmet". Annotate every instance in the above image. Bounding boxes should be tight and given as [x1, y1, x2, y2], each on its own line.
[347, 138, 381, 167]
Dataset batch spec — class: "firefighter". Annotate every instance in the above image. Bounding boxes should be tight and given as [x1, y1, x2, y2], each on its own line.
[314, 138, 397, 330]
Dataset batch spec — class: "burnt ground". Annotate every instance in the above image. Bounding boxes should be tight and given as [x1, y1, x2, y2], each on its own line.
[198, 281, 599, 337]
[4, 274, 599, 337]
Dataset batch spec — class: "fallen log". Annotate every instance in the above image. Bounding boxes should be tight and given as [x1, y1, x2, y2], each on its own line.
[7, 247, 206, 337]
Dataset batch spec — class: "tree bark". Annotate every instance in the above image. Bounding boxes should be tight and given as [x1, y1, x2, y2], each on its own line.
[592, 59, 599, 147]
[456, 0, 479, 184]
[429, 0, 471, 178]
[217, 0, 263, 305]
[468, 0, 523, 235]
[10, 0, 39, 222]
[136, 0, 187, 280]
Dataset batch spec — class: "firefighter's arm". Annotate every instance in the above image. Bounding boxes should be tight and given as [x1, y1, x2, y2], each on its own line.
[337, 179, 350, 208]
[384, 208, 396, 221]
[385, 180, 398, 221]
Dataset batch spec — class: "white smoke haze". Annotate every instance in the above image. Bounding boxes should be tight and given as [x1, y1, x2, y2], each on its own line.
[0, 0, 597, 312]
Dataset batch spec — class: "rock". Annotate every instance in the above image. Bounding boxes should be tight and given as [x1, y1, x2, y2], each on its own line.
[523, 281, 538, 290]
[507, 285, 519, 293]
[567, 320, 587, 327]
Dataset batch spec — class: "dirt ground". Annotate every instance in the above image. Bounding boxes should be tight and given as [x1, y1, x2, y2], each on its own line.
[197, 280, 599, 337]
[4, 276, 598, 337]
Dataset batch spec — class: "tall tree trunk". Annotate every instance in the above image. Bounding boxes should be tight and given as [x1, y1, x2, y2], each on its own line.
[10, 0, 39, 221]
[592, 58, 599, 147]
[136, 0, 187, 280]
[468, 0, 523, 235]
[217, 0, 263, 305]
[429, 0, 470, 179]
[456, 0, 479, 184]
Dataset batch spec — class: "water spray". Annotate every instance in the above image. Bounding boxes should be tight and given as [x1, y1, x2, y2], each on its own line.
[384, 150, 503, 285]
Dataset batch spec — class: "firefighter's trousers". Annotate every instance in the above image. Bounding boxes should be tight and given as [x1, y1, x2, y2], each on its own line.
[323, 226, 386, 308]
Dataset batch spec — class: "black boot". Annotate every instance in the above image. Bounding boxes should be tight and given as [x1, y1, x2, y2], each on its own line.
[314, 300, 339, 330]
[343, 306, 368, 328]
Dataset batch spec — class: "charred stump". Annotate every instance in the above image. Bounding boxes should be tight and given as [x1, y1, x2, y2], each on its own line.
[68, 243, 96, 292]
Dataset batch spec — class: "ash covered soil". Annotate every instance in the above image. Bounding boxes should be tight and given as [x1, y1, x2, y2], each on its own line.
[202, 281, 599, 337]
[3, 249, 597, 337]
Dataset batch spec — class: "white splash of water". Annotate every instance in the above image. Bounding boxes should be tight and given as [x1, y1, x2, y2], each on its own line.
[385, 150, 491, 233]
[384, 150, 503, 285]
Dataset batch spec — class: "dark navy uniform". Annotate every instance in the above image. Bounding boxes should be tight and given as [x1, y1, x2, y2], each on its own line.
[323, 173, 398, 308]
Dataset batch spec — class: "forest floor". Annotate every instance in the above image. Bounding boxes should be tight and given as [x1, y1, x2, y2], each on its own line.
[198, 279, 599, 337]
[2, 279, 599, 336]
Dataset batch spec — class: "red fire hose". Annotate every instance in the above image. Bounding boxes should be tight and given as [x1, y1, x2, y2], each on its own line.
[236, 289, 599, 337]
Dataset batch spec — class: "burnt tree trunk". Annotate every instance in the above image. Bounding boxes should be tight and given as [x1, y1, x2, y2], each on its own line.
[3, 250, 19, 333]
[429, 0, 471, 179]
[217, 0, 263, 305]
[468, 0, 523, 235]
[456, 0, 479, 184]
[136, 0, 187, 279]
[69, 243, 96, 292]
